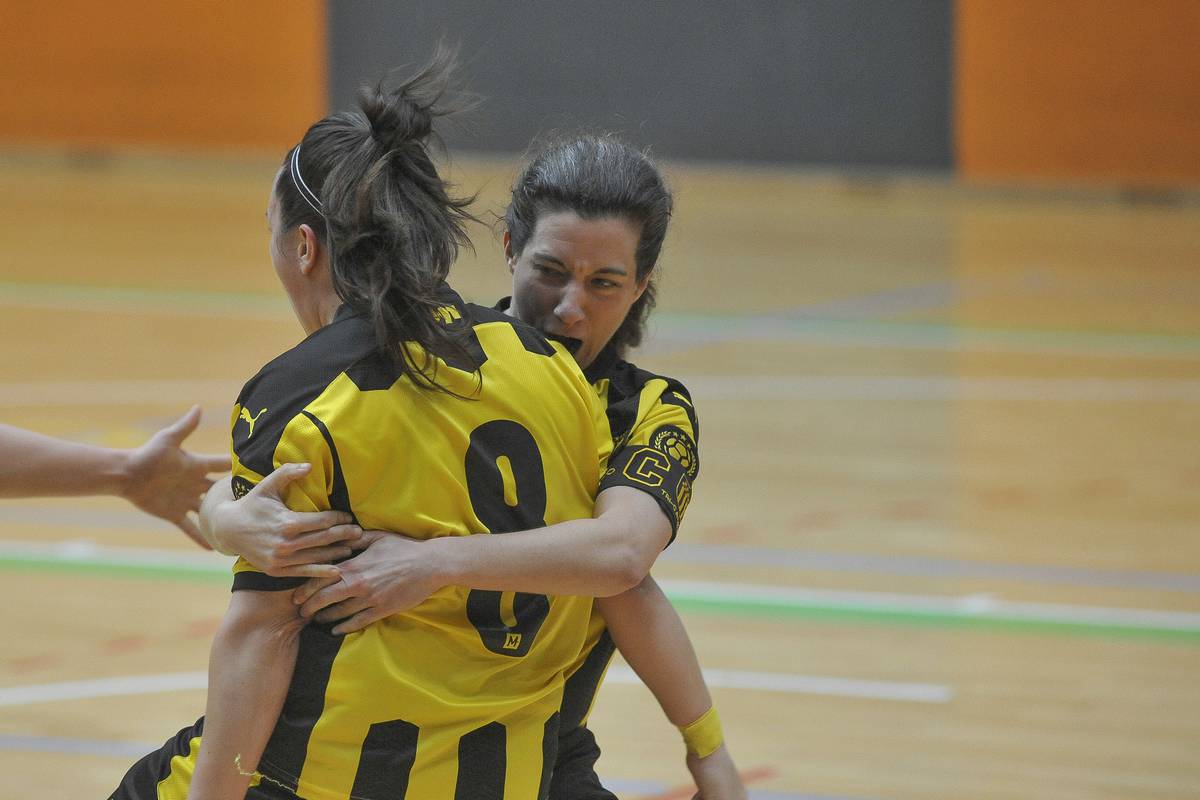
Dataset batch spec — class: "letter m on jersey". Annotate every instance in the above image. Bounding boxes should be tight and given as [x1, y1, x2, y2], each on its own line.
[503, 633, 523, 650]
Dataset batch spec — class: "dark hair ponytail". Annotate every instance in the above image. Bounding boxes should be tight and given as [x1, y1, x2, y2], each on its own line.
[274, 48, 479, 391]
[505, 134, 672, 356]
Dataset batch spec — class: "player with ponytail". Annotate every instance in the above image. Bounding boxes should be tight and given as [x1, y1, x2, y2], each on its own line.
[113, 52, 612, 800]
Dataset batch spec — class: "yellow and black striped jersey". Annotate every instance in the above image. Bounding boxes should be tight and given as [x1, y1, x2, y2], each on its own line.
[134, 285, 613, 800]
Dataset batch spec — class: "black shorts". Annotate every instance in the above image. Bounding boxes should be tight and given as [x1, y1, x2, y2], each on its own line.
[110, 718, 203, 800]
[114, 717, 612, 800]
[548, 724, 617, 800]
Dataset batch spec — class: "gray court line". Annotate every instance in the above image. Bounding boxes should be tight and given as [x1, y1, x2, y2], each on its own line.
[642, 314, 1200, 360]
[4, 279, 1199, 359]
[782, 280, 961, 320]
[0, 734, 155, 758]
[1, 521, 1196, 595]
[3, 375, 1199, 408]
[0, 734, 868, 800]
[661, 544, 1200, 593]
[682, 375, 1200, 402]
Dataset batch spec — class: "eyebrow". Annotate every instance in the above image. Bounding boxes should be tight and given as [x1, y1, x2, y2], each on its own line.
[532, 252, 629, 276]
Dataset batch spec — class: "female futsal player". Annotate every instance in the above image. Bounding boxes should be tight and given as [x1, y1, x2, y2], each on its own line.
[114, 55, 616, 800]
[205, 135, 745, 799]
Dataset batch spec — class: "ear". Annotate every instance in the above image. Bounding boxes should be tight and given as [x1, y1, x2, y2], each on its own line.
[503, 231, 515, 272]
[296, 224, 321, 276]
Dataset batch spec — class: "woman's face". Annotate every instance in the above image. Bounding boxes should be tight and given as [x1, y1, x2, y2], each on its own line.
[508, 210, 648, 369]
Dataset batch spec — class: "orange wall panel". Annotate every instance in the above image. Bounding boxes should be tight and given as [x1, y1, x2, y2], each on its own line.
[955, 0, 1200, 185]
[0, 1, 326, 151]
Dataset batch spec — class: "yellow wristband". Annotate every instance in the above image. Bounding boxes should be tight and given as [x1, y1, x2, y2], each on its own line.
[679, 706, 723, 758]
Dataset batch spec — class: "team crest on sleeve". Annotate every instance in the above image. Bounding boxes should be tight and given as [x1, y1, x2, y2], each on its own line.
[651, 426, 698, 479]
[231, 475, 256, 500]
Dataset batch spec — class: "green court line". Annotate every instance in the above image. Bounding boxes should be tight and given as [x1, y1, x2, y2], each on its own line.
[0, 554, 230, 584]
[5, 551, 1198, 645]
[668, 596, 1200, 645]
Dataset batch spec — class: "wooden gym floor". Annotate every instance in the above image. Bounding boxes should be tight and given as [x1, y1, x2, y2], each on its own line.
[0, 151, 1197, 799]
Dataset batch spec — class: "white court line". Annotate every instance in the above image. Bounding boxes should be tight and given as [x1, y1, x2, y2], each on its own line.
[0, 672, 207, 707]
[0, 668, 950, 708]
[605, 665, 952, 704]
[2, 376, 1199, 407]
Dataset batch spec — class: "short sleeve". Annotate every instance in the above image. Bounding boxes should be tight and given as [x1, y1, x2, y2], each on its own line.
[599, 383, 699, 542]
[228, 404, 338, 592]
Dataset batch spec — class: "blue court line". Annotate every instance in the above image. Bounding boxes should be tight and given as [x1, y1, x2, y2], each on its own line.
[0, 735, 870, 800]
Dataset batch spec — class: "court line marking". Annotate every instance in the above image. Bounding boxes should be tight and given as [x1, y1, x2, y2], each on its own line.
[4, 279, 1198, 359]
[0, 672, 207, 707]
[0, 667, 949, 707]
[663, 543, 1200, 593]
[3, 529, 1198, 595]
[604, 666, 951, 704]
[683, 375, 1200, 402]
[2, 375, 1198, 408]
[1, 540, 1197, 642]
[646, 766, 781, 800]
[0, 379, 239, 407]
[0, 280, 291, 320]
[661, 580, 1200, 642]
[0, 733, 157, 758]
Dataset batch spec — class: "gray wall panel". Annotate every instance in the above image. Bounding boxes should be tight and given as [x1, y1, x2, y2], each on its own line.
[330, 1, 952, 168]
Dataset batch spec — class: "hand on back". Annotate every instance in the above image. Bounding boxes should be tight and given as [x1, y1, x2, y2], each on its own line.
[208, 461, 361, 578]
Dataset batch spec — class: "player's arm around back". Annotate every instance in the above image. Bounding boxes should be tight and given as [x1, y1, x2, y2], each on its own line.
[430, 484, 670, 597]
[189, 589, 306, 800]
[598, 576, 746, 800]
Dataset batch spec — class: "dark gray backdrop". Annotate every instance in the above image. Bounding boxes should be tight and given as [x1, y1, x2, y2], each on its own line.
[330, 1, 952, 168]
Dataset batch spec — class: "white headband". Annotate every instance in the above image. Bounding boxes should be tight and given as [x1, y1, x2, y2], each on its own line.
[289, 144, 324, 215]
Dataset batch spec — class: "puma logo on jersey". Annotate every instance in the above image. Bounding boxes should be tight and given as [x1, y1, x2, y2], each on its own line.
[239, 407, 267, 438]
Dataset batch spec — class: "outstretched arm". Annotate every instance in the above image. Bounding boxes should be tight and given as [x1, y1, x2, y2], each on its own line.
[0, 407, 229, 547]
[598, 576, 745, 800]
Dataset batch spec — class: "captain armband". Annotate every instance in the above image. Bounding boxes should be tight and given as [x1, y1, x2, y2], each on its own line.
[679, 705, 724, 758]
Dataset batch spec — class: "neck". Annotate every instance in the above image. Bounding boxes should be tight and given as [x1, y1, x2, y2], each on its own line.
[297, 289, 342, 335]
[316, 292, 342, 328]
